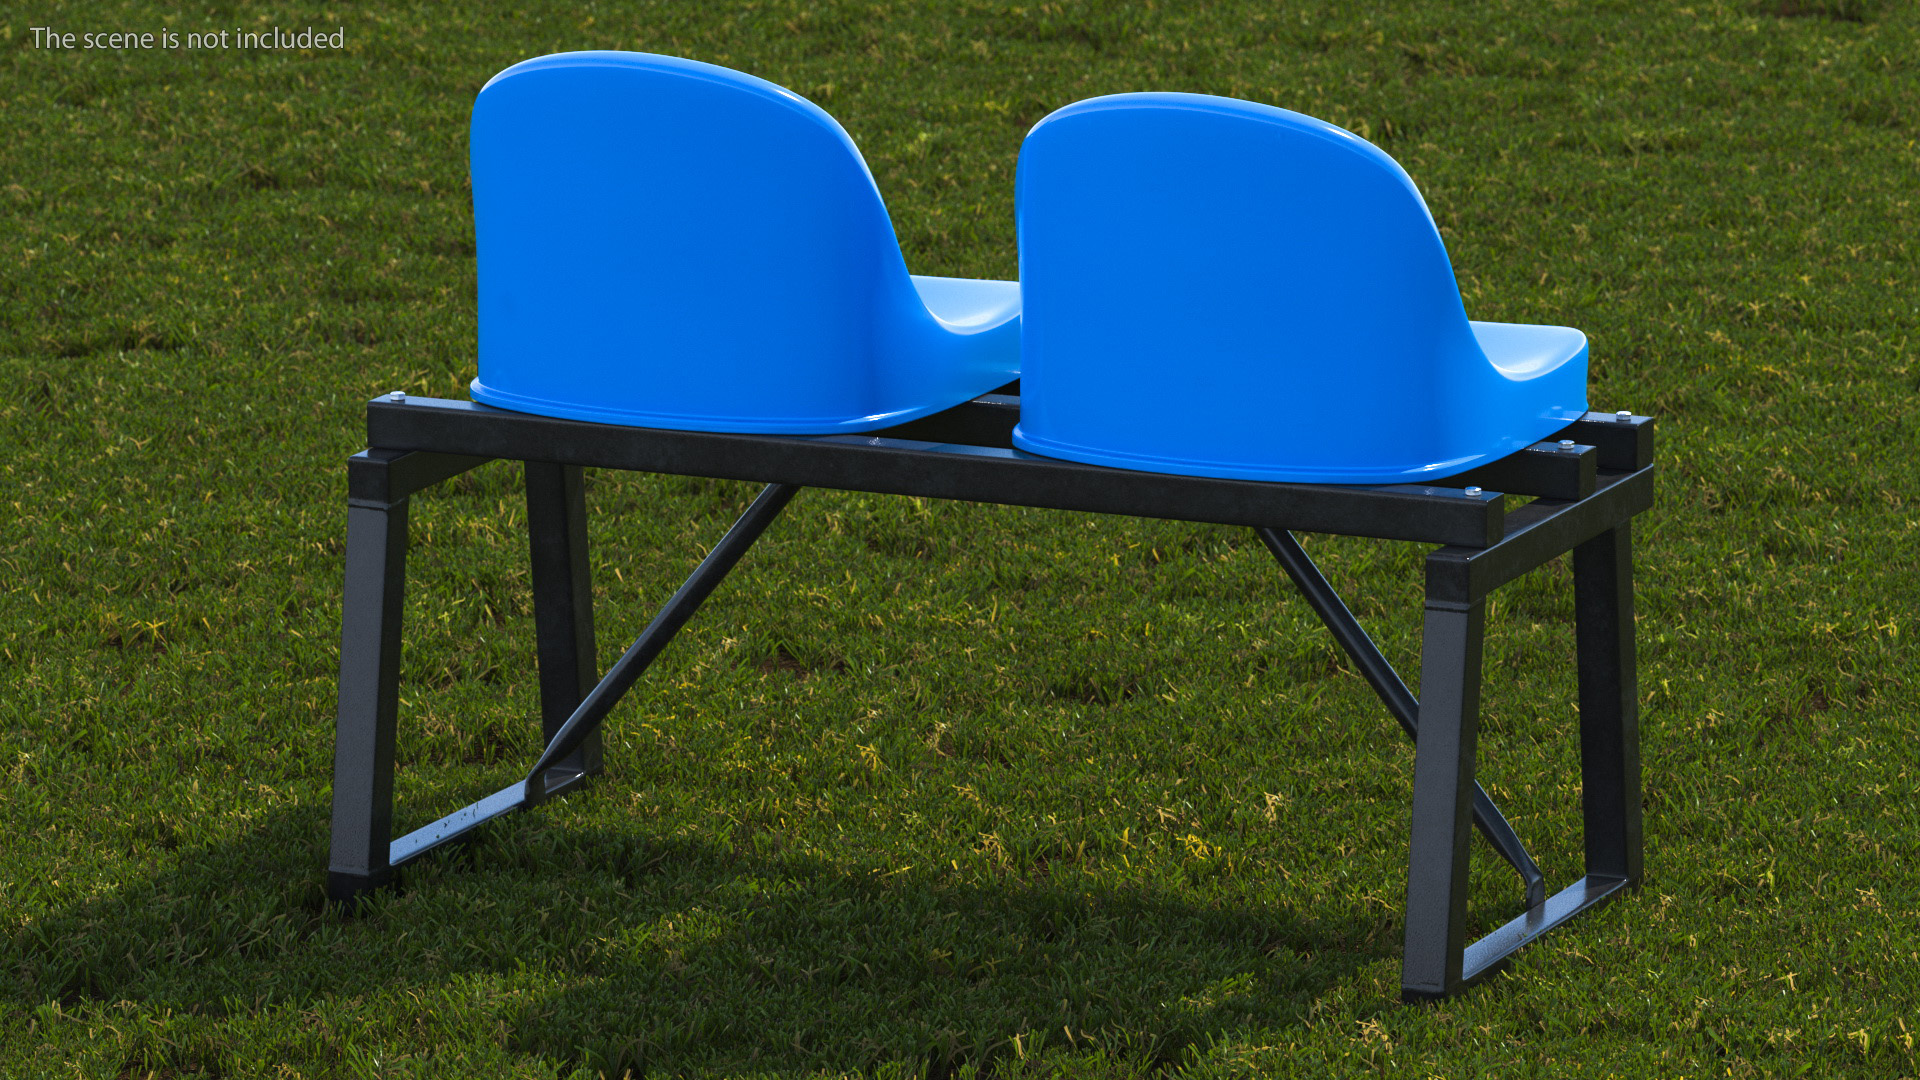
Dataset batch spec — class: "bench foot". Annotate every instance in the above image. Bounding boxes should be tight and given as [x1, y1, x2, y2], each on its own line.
[325, 868, 395, 905]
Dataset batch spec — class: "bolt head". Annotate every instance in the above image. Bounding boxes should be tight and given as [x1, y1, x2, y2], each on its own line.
[1616, 409, 1632, 421]
[1463, 486, 1484, 497]
[1559, 439, 1577, 450]
[389, 390, 406, 402]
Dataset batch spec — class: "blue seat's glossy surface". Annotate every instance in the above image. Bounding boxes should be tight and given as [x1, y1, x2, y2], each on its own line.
[469, 52, 1019, 433]
[1012, 93, 1588, 483]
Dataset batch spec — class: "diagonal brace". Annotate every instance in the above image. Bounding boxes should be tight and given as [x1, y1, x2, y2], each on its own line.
[1254, 527, 1546, 910]
[383, 482, 801, 869]
[524, 482, 801, 803]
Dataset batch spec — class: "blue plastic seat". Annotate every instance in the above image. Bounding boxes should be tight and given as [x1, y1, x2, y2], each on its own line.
[1012, 93, 1588, 484]
[469, 52, 1019, 433]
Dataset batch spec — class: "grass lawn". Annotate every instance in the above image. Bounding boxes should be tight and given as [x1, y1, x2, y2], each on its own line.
[2, 0, 1916, 1076]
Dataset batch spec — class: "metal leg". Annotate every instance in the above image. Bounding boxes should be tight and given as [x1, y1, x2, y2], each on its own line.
[327, 492, 410, 902]
[526, 461, 601, 781]
[1574, 522, 1642, 885]
[1399, 522, 1645, 1001]
[1255, 528, 1545, 909]
[1401, 598, 1484, 1001]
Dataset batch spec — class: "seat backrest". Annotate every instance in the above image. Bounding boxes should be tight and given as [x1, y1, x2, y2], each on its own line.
[1016, 92, 1485, 472]
[471, 52, 918, 425]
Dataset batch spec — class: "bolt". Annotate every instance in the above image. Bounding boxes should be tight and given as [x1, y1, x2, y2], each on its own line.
[389, 390, 406, 402]
[1463, 486, 1484, 497]
[1616, 410, 1632, 421]
[1559, 439, 1577, 450]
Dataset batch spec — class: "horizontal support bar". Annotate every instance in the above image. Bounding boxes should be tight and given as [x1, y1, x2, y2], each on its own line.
[366, 396, 1506, 547]
[1426, 465, 1655, 605]
[1450, 874, 1632, 993]
[881, 405, 1599, 501]
[1438, 441, 1596, 500]
[387, 767, 587, 868]
[348, 448, 493, 505]
[1553, 412, 1654, 472]
[879, 399, 1641, 491]
[871, 394, 1019, 448]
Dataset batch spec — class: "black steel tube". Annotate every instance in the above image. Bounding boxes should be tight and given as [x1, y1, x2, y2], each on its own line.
[366, 396, 1504, 548]
[326, 496, 411, 901]
[1400, 598, 1484, 997]
[1573, 523, 1643, 885]
[1256, 527, 1421, 739]
[1255, 527, 1546, 909]
[523, 482, 800, 800]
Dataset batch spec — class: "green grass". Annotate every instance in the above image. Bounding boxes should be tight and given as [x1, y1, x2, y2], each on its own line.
[2, 0, 1916, 1076]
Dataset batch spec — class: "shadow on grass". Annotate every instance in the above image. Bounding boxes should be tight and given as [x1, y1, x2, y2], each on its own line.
[5, 794, 1394, 1077]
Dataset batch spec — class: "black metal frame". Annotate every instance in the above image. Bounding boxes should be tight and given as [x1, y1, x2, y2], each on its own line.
[328, 389, 1652, 1001]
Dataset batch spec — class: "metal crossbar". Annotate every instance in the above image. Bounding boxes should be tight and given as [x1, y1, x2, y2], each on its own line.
[327, 391, 1652, 1001]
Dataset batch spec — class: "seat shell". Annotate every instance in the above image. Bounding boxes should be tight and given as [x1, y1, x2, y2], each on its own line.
[469, 52, 1019, 433]
[1012, 92, 1587, 483]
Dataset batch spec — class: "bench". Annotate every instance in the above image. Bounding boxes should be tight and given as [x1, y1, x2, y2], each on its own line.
[326, 387, 1653, 1001]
